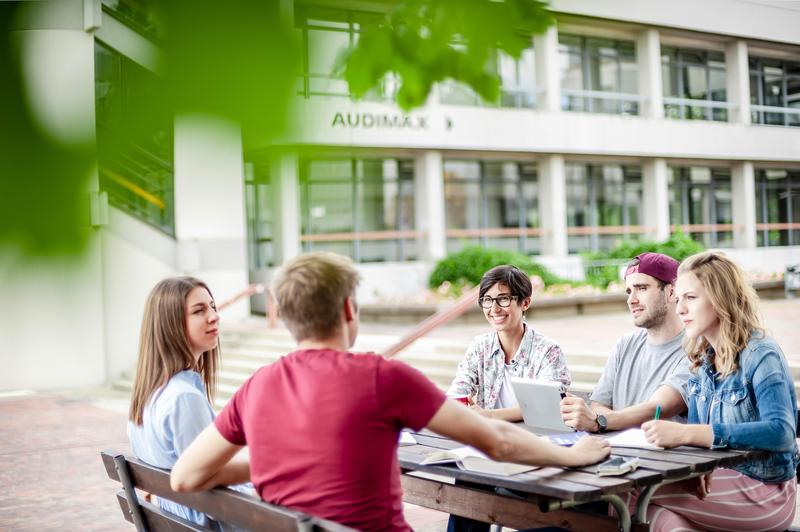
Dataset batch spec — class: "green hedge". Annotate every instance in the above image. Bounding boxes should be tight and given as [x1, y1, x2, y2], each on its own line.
[582, 231, 704, 288]
[428, 246, 569, 290]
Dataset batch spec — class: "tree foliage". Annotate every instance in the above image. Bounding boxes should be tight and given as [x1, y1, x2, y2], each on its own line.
[339, 0, 553, 110]
[583, 231, 705, 288]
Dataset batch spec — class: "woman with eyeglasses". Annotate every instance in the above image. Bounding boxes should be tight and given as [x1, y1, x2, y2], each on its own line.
[446, 264, 570, 422]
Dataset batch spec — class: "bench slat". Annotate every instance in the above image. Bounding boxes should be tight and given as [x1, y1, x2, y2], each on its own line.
[116, 490, 208, 532]
[102, 450, 356, 532]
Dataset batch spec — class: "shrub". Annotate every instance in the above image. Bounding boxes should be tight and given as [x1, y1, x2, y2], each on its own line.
[582, 231, 704, 288]
[428, 246, 569, 290]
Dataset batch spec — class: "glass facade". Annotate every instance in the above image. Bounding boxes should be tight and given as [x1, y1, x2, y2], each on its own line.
[244, 161, 274, 269]
[443, 160, 539, 254]
[295, 5, 394, 100]
[756, 169, 800, 246]
[749, 57, 800, 127]
[662, 46, 728, 121]
[300, 157, 416, 262]
[565, 163, 643, 252]
[94, 42, 174, 235]
[669, 166, 733, 247]
[439, 46, 537, 109]
[559, 34, 639, 115]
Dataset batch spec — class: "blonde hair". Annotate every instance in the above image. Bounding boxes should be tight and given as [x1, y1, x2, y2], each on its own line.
[678, 252, 763, 378]
[272, 252, 360, 341]
[129, 277, 219, 425]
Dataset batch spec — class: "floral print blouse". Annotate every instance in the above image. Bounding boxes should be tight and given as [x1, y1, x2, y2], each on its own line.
[446, 324, 571, 408]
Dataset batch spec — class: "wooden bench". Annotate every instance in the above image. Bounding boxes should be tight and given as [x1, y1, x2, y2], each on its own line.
[101, 450, 356, 532]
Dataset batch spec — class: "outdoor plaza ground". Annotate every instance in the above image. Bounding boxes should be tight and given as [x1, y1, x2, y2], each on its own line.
[1, 298, 799, 531]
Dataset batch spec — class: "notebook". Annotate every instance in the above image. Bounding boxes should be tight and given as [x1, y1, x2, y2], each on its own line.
[420, 446, 539, 476]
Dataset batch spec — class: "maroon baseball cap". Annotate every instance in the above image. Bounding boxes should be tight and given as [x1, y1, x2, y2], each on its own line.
[624, 252, 679, 284]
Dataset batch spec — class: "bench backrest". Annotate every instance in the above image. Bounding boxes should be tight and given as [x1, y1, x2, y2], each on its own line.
[101, 450, 357, 532]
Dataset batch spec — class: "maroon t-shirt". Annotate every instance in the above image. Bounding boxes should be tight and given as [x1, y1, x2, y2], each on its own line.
[214, 349, 446, 531]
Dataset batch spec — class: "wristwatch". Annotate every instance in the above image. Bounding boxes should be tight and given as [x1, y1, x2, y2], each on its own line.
[595, 413, 608, 433]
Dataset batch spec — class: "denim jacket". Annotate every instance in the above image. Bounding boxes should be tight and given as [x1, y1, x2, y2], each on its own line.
[686, 335, 799, 483]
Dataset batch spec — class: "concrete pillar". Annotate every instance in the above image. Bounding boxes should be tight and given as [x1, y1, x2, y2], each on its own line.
[636, 28, 664, 119]
[173, 115, 249, 317]
[726, 40, 751, 125]
[414, 150, 446, 261]
[538, 154, 568, 257]
[732, 162, 757, 248]
[270, 153, 301, 263]
[642, 159, 670, 241]
[534, 25, 561, 112]
[2, 0, 108, 389]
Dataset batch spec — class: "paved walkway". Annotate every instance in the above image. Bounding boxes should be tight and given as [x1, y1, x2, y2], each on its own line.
[1, 299, 798, 531]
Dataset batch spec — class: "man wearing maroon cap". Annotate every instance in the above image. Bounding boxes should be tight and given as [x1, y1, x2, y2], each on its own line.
[560, 252, 690, 433]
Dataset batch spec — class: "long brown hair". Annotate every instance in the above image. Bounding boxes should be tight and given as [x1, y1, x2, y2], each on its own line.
[679, 252, 763, 378]
[129, 277, 219, 425]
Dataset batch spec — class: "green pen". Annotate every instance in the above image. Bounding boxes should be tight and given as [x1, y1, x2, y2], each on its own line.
[654, 405, 661, 420]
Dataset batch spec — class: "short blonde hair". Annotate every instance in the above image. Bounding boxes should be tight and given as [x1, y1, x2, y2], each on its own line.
[678, 251, 763, 378]
[272, 252, 361, 341]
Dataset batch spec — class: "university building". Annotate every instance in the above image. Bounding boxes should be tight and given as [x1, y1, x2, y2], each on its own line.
[5, 0, 800, 390]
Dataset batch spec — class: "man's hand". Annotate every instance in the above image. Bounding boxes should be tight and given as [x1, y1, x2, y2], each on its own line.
[566, 436, 611, 466]
[560, 396, 599, 432]
[641, 420, 686, 448]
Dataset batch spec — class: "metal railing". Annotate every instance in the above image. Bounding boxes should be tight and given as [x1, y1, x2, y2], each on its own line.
[218, 283, 279, 328]
[97, 128, 174, 236]
[382, 286, 480, 358]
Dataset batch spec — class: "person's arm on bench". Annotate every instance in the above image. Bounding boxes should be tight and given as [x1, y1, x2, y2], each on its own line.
[171, 424, 249, 492]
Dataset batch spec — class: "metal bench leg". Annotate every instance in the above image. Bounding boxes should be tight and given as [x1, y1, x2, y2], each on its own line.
[602, 494, 631, 532]
[113, 454, 149, 532]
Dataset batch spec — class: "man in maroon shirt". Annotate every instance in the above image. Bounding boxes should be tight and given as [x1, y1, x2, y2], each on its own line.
[172, 252, 610, 531]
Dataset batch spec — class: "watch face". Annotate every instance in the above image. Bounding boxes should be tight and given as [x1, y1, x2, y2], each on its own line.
[597, 414, 608, 431]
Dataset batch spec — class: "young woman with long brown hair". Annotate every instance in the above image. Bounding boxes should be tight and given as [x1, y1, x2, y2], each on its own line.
[127, 276, 228, 526]
[640, 251, 798, 531]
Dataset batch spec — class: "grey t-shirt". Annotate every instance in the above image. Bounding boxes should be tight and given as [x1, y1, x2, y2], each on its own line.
[591, 329, 690, 411]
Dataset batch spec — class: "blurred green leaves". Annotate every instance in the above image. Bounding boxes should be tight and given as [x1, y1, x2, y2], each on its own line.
[0, 3, 95, 257]
[0, 0, 553, 259]
[339, 0, 553, 110]
[0, 0, 297, 260]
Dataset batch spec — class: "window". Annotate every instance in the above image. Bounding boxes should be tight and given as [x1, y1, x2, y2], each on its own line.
[558, 34, 639, 115]
[295, 6, 395, 100]
[300, 157, 416, 262]
[750, 57, 800, 127]
[756, 169, 800, 246]
[94, 42, 174, 235]
[669, 166, 733, 247]
[444, 160, 539, 254]
[662, 46, 728, 121]
[439, 46, 537, 109]
[244, 161, 274, 269]
[565, 163, 643, 252]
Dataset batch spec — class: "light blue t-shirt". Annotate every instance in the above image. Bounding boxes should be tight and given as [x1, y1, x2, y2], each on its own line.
[127, 370, 216, 526]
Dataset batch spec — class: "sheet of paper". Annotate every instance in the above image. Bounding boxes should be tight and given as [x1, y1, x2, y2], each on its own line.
[399, 432, 417, 446]
[607, 428, 663, 450]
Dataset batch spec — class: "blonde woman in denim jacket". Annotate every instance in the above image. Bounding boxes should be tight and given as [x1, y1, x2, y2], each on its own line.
[640, 252, 798, 531]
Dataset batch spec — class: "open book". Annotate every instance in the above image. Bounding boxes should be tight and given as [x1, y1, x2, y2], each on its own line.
[607, 428, 663, 450]
[420, 446, 538, 476]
